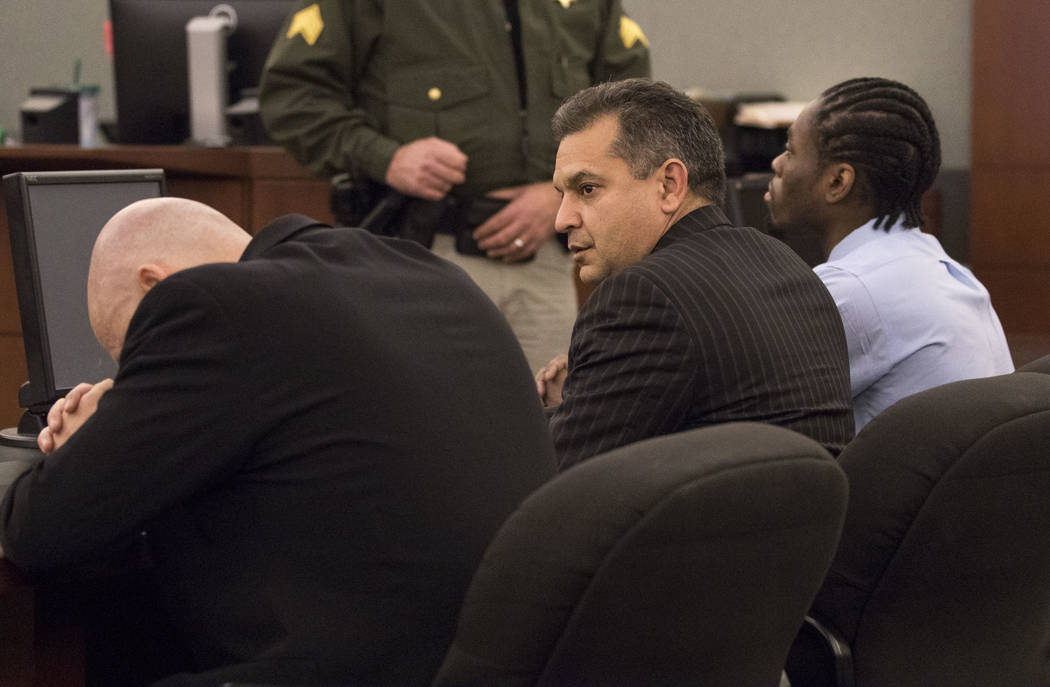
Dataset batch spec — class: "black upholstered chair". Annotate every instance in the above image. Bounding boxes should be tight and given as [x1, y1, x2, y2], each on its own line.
[432, 422, 848, 687]
[785, 371, 1050, 687]
[1018, 352, 1050, 374]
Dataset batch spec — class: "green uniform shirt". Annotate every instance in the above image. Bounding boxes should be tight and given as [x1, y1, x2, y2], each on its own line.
[259, 0, 651, 196]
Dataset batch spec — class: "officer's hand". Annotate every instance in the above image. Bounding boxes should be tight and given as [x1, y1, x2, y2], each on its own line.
[385, 137, 467, 201]
[37, 378, 114, 454]
[473, 182, 560, 262]
[535, 354, 569, 408]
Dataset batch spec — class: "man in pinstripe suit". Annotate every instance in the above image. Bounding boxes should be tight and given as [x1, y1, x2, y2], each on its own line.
[537, 79, 853, 470]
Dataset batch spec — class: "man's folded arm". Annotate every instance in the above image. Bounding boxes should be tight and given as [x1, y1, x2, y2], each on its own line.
[0, 277, 253, 572]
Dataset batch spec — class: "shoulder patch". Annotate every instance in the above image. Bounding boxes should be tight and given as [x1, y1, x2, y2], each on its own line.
[287, 3, 324, 46]
[619, 15, 649, 49]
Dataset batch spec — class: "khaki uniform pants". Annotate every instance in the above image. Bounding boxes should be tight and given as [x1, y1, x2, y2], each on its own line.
[432, 234, 576, 373]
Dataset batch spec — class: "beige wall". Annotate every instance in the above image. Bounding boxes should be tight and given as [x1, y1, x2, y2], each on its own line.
[0, 2, 112, 144]
[627, 1, 971, 169]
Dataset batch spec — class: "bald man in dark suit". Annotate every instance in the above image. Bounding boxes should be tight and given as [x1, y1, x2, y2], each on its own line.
[2, 198, 555, 686]
[537, 79, 853, 469]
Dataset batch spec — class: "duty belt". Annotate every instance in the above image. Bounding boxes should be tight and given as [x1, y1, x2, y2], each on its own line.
[361, 191, 509, 257]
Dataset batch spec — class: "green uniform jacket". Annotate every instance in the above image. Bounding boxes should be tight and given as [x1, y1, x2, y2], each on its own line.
[259, 0, 651, 196]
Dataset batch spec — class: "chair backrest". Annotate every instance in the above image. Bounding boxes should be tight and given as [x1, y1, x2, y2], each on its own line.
[431, 422, 848, 687]
[807, 371, 1050, 687]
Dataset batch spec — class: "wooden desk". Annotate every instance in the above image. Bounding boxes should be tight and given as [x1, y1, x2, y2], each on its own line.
[0, 144, 334, 428]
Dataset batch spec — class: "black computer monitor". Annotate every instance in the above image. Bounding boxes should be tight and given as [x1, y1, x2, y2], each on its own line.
[109, 0, 296, 144]
[725, 173, 775, 235]
[1, 169, 166, 445]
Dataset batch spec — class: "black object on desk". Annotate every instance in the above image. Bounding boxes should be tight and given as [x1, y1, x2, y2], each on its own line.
[20, 88, 80, 144]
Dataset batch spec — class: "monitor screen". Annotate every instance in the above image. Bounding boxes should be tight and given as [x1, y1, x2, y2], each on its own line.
[109, 0, 296, 144]
[3, 169, 166, 430]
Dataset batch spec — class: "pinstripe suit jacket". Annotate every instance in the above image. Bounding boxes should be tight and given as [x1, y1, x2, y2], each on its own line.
[550, 205, 853, 470]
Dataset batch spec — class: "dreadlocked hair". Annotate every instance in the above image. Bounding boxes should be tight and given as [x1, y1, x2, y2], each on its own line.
[813, 77, 941, 229]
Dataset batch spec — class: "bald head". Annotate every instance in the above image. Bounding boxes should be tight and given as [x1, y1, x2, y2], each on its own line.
[87, 197, 251, 360]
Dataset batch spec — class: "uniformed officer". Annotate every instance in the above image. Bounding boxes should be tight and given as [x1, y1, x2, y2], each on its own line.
[259, 0, 650, 371]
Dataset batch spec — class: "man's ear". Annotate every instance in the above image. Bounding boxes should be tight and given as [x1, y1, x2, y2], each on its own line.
[658, 158, 690, 213]
[823, 162, 856, 205]
[137, 263, 170, 293]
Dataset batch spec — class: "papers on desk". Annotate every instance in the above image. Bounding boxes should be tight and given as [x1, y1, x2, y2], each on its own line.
[20, 95, 70, 115]
[734, 101, 808, 129]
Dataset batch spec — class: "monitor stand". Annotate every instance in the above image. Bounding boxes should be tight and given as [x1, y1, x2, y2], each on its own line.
[0, 428, 38, 449]
[0, 410, 45, 448]
[0, 423, 40, 492]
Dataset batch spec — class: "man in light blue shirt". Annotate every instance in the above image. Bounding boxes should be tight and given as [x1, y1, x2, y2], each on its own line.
[765, 77, 1013, 431]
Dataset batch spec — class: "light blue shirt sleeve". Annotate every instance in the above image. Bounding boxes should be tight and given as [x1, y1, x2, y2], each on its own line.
[814, 264, 888, 397]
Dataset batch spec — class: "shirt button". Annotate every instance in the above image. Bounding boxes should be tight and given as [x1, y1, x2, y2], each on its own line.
[428, 87, 442, 101]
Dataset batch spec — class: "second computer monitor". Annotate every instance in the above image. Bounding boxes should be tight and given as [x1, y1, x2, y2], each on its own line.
[109, 0, 297, 144]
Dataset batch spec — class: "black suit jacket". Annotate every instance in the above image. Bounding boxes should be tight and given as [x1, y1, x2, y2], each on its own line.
[1, 216, 556, 685]
[550, 206, 853, 469]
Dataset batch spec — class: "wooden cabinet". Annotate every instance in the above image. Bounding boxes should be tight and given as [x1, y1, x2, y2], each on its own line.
[0, 145, 333, 428]
[971, 0, 1050, 365]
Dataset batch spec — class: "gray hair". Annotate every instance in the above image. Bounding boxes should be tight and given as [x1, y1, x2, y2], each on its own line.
[552, 78, 726, 205]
